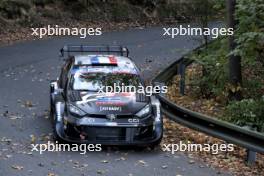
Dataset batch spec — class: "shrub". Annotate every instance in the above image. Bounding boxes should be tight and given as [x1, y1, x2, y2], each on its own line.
[223, 97, 264, 132]
[0, 0, 31, 19]
[190, 38, 229, 100]
[109, 2, 131, 22]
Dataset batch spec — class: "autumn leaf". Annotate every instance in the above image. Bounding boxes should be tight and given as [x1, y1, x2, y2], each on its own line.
[11, 165, 23, 170]
[30, 134, 36, 143]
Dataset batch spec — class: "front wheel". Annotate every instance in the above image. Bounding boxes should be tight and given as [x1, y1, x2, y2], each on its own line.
[149, 137, 162, 150]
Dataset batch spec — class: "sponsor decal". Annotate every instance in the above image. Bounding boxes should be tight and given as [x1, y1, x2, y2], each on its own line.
[128, 118, 139, 123]
[99, 106, 122, 112]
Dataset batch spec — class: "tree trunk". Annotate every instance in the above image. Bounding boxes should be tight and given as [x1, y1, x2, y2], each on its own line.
[227, 0, 242, 101]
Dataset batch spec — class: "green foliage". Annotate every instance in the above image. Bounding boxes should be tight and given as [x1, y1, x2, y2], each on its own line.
[190, 0, 264, 130]
[0, 0, 31, 19]
[224, 97, 264, 132]
[190, 38, 229, 99]
[109, 2, 132, 22]
[185, 0, 225, 22]
[234, 0, 264, 66]
[157, 3, 182, 21]
[234, 0, 264, 101]
[211, 0, 225, 12]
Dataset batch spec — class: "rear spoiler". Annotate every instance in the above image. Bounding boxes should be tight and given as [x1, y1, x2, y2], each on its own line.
[60, 45, 129, 57]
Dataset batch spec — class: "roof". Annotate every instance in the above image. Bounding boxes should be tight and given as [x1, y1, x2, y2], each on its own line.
[71, 55, 139, 75]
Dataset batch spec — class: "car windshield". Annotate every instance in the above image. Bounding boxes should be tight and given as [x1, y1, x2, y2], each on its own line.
[70, 71, 141, 91]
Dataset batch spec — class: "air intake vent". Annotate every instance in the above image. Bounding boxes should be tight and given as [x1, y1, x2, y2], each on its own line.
[69, 91, 82, 101]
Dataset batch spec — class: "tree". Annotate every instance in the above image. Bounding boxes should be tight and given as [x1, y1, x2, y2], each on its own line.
[226, 0, 242, 101]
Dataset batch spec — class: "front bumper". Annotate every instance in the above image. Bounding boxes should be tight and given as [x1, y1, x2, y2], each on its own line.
[55, 114, 163, 146]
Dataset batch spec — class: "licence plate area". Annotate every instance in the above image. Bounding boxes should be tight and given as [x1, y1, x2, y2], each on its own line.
[96, 127, 125, 137]
[81, 126, 153, 142]
[84, 127, 126, 141]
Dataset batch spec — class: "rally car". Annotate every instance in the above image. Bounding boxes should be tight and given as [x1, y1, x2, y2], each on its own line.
[50, 45, 163, 147]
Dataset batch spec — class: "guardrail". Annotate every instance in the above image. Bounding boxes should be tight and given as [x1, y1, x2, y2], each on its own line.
[152, 45, 264, 164]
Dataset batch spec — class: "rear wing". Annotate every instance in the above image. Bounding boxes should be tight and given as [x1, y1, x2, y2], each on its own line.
[60, 45, 129, 57]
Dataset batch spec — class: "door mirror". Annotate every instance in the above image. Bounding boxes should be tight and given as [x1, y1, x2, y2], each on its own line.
[56, 88, 64, 94]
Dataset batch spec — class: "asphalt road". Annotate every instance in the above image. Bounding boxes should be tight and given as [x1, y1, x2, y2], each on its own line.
[0, 25, 229, 176]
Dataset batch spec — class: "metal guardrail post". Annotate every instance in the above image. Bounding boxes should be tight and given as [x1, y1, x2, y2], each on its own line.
[179, 62, 185, 95]
[246, 150, 256, 165]
[244, 126, 257, 165]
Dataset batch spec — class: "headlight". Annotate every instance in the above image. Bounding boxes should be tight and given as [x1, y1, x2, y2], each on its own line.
[136, 104, 151, 117]
[68, 104, 86, 116]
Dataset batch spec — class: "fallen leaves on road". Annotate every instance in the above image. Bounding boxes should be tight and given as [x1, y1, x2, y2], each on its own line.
[11, 165, 23, 170]
[38, 163, 44, 167]
[9, 115, 22, 120]
[188, 160, 195, 164]
[100, 160, 109, 163]
[47, 173, 57, 176]
[30, 134, 36, 144]
[97, 169, 106, 175]
[136, 160, 148, 167]
[5, 154, 12, 159]
[24, 101, 33, 108]
[161, 165, 168, 169]
[115, 156, 126, 161]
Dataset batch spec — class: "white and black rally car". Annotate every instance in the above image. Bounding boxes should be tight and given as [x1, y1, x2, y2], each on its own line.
[50, 45, 163, 147]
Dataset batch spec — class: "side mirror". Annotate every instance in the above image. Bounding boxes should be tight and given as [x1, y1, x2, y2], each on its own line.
[55, 88, 64, 94]
[54, 88, 65, 100]
[50, 80, 58, 93]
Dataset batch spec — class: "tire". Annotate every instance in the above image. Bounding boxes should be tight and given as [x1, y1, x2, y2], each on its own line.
[65, 123, 79, 138]
[52, 124, 65, 144]
[149, 137, 162, 150]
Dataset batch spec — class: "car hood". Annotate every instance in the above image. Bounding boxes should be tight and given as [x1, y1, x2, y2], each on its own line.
[68, 91, 149, 115]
